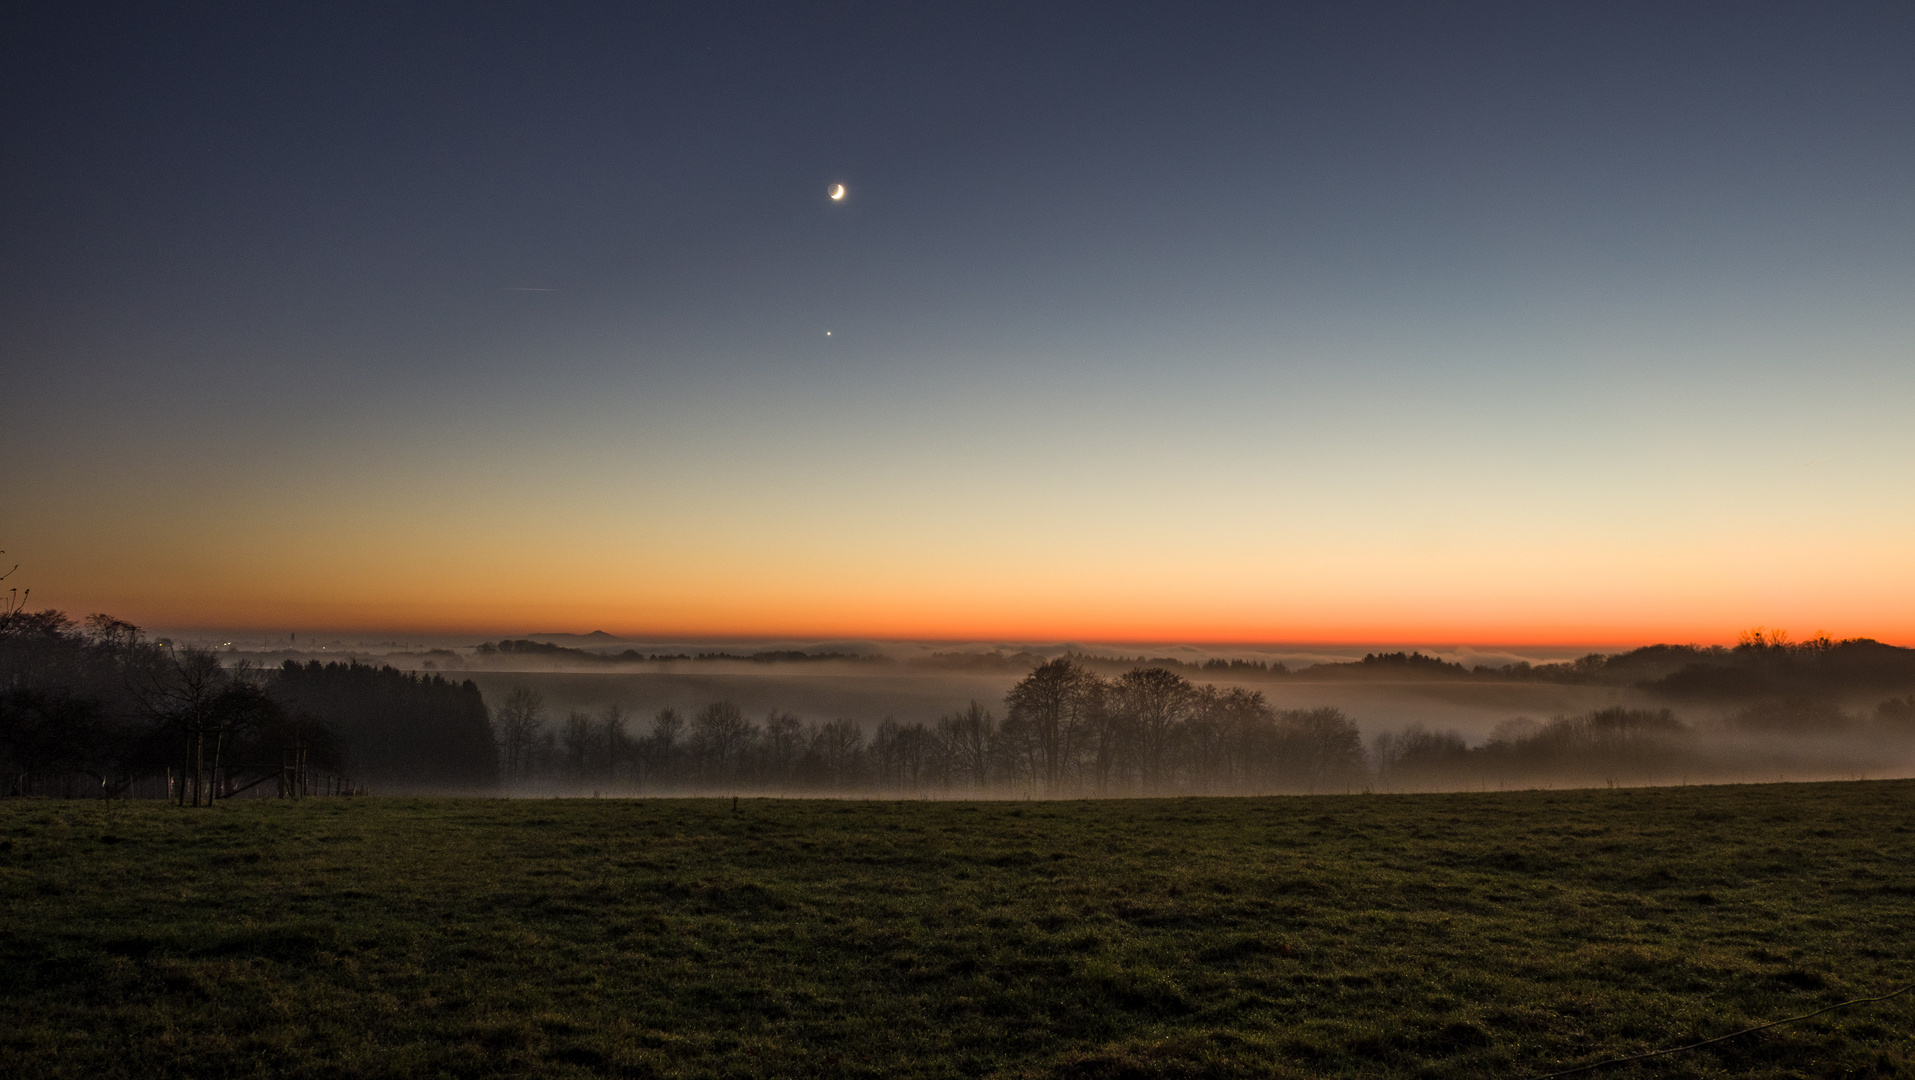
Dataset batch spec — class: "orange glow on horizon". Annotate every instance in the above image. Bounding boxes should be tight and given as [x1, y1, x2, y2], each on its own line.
[54, 587, 1915, 652]
[17, 445, 1915, 652]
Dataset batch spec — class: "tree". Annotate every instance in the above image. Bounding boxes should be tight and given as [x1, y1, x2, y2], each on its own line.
[992, 713, 1040, 794]
[1108, 667, 1193, 792]
[0, 552, 25, 621]
[562, 711, 594, 781]
[1212, 687, 1274, 792]
[204, 672, 286, 798]
[600, 703, 630, 785]
[1185, 684, 1229, 792]
[808, 718, 864, 789]
[1274, 707, 1368, 792]
[646, 707, 684, 789]
[761, 710, 804, 790]
[1, 687, 110, 797]
[270, 660, 493, 791]
[873, 718, 931, 791]
[1372, 725, 1471, 790]
[690, 701, 753, 785]
[134, 646, 232, 807]
[938, 701, 994, 791]
[1004, 658, 1099, 792]
[493, 685, 546, 782]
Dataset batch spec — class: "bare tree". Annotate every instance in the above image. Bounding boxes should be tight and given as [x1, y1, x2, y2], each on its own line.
[133, 646, 229, 807]
[873, 718, 931, 791]
[0, 552, 25, 622]
[873, 718, 902, 788]
[992, 713, 1040, 794]
[492, 685, 546, 782]
[761, 709, 804, 790]
[646, 707, 683, 788]
[1276, 707, 1367, 792]
[938, 700, 994, 791]
[1081, 687, 1129, 795]
[808, 718, 864, 789]
[1004, 658, 1099, 792]
[599, 703, 629, 785]
[1186, 684, 1228, 792]
[123, 646, 283, 806]
[1213, 687, 1274, 792]
[690, 701, 753, 784]
[1108, 667, 1194, 792]
[562, 711, 593, 781]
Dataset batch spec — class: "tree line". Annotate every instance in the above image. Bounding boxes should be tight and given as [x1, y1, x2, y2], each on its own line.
[12, 600, 1914, 800]
[465, 632, 1915, 709]
[488, 660, 1915, 797]
[1, 608, 495, 799]
[489, 659, 1373, 796]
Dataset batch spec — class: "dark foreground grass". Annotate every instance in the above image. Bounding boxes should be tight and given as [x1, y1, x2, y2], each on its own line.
[3, 783, 1914, 1079]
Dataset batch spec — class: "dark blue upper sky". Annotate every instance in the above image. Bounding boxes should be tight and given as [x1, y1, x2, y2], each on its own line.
[6, 2, 1915, 639]
[11, 2, 1911, 378]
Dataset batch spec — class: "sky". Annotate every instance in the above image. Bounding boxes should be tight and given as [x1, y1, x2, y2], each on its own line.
[4, 2, 1914, 645]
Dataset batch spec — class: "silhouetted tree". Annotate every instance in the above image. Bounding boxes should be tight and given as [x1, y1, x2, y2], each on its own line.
[1372, 725, 1471, 790]
[938, 701, 994, 791]
[1214, 687, 1277, 790]
[600, 703, 631, 785]
[135, 647, 233, 806]
[874, 718, 934, 791]
[762, 709, 805, 790]
[493, 685, 547, 783]
[1005, 658, 1099, 792]
[644, 707, 684, 789]
[1108, 667, 1194, 792]
[993, 713, 1040, 793]
[563, 711, 593, 780]
[272, 661, 495, 790]
[690, 701, 753, 784]
[808, 718, 864, 789]
[1271, 707, 1368, 792]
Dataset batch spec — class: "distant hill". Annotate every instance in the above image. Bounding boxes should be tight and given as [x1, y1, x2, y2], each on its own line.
[471, 640, 880, 664]
[1298, 651, 1470, 680]
[1641, 638, 1915, 701]
[468, 633, 1915, 703]
[1471, 636, 1915, 702]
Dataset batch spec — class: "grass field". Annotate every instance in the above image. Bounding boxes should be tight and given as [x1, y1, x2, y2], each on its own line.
[3, 783, 1913, 1079]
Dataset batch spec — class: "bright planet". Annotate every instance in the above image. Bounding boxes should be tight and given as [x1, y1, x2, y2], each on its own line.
[828, 183, 845, 200]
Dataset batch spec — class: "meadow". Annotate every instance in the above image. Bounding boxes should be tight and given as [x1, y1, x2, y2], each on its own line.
[3, 782, 1913, 1079]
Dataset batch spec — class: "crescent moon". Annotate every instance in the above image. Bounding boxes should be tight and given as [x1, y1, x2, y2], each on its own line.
[828, 184, 846, 201]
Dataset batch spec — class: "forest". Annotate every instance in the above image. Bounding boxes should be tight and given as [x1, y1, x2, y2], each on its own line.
[7, 602, 1915, 799]
[0, 607, 494, 800]
[487, 662, 1373, 797]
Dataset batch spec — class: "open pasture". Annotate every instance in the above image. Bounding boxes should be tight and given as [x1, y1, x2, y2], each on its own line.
[3, 782, 1913, 1078]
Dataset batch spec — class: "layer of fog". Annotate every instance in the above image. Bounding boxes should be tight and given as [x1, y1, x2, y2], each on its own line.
[454, 666, 1914, 798]
[192, 635, 1915, 796]
[169, 632, 1597, 676]
[451, 664, 1633, 746]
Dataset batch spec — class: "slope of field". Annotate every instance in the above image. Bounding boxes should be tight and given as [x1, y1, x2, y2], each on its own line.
[3, 783, 1913, 1078]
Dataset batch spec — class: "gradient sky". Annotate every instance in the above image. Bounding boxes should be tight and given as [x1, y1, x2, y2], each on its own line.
[5, 2, 1914, 644]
